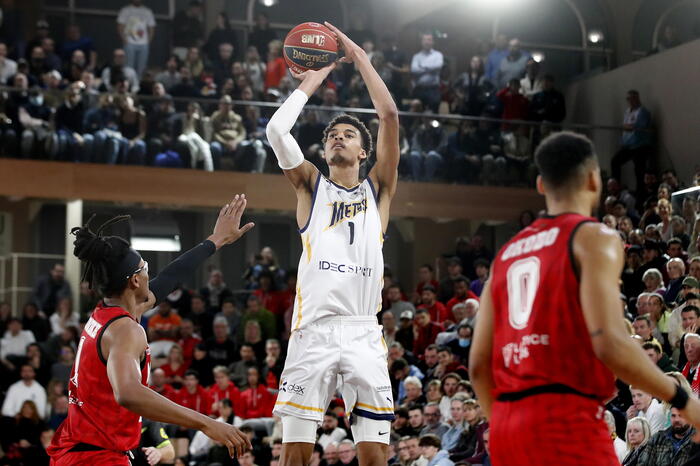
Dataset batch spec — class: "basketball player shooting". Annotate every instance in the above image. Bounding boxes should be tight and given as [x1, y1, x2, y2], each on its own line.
[266, 22, 399, 466]
[469, 132, 700, 465]
[47, 196, 253, 465]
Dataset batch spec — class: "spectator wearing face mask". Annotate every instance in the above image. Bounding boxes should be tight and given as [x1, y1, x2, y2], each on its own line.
[446, 324, 473, 365]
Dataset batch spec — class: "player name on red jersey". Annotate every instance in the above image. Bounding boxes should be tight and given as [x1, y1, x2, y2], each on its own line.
[500, 227, 560, 261]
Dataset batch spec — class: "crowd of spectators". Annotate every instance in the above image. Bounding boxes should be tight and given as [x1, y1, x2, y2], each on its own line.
[0, 165, 698, 464]
[0, 2, 567, 185]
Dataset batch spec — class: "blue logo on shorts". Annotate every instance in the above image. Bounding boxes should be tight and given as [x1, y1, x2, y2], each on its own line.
[280, 381, 305, 395]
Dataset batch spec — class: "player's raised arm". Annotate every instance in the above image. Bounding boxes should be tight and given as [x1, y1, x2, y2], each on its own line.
[469, 276, 496, 418]
[325, 22, 400, 205]
[265, 65, 336, 191]
[147, 195, 254, 303]
[104, 319, 251, 458]
[576, 223, 700, 428]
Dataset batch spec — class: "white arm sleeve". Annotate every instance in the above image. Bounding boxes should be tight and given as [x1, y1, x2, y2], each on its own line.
[265, 89, 308, 170]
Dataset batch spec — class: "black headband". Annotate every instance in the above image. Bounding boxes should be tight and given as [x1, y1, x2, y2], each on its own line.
[108, 247, 143, 285]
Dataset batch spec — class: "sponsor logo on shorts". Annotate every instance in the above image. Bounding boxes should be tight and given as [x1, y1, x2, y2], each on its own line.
[375, 385, 392, 393]
[280, 381, 305, 395]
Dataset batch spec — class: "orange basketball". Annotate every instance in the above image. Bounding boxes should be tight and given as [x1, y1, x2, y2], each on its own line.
[283, 22, 339, 74]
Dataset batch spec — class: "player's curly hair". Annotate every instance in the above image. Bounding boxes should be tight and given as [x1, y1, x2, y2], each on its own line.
[71, 214, 133, 297]
[322, 113, 373, 161]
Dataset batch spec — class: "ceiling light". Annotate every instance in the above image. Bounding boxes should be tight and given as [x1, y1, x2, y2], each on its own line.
[531, 51, 545, 63]
[259, 0, 278, 6]
[131, 236, 181, 252]
[588, 30, 604, 44]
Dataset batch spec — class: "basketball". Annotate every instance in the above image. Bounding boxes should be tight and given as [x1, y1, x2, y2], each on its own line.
[283, 22, 338, 74]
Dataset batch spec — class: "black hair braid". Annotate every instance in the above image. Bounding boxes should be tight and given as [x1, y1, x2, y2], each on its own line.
[71, 214, 132, 294]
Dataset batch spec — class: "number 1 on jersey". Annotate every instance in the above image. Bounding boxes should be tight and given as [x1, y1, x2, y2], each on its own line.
[348, 221, 355, 245]
[71, 336, 87, 387]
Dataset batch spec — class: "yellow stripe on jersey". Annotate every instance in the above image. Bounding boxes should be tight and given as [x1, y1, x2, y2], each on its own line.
[304, 233, 312, 263]
[355, 402, 394, 412]
[275, 400, 324, 412]
[375, 278, 384, 315]
[294, 286, 303, 330]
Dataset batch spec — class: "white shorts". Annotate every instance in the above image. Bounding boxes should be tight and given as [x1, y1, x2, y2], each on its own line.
[273, 316, 395, 424]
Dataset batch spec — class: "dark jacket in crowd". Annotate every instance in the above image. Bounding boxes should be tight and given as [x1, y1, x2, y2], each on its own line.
[32, 274, 71, 315]
[55, 100, 86, 133]
[529, 88, 566, 123]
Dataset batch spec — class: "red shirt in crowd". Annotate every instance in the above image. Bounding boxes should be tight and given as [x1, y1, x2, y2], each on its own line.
[277, 288, 295, 315]
[497, 87, 530, 128]
[179, 335, 201, 367]
[446, 291, 480, 316]
[265, 57, 286, 90]
[253, 289, 284, 315]
[419, 301, 450, 324]
[174, 385, 211, 416]
[160, 362, 188, 381]
[265, 369, 279, 390]
[416, 280, 440, 297]
[150, 383, 177, 400]
[238, 385, 274, 419]
[414, 321, 445, 357]
[208, 381, 241, 416]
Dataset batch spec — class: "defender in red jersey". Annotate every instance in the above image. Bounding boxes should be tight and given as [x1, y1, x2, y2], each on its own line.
[469, 132, 700, 465]
[48, 196, 254, 465]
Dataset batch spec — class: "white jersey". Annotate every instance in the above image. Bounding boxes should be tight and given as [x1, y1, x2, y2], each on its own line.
[291, 173, 384, 330]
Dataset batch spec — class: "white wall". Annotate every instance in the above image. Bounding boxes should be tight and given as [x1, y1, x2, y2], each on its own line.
[565, 38, 700, 185]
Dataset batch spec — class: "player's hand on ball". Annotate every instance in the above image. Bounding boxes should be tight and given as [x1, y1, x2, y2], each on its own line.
[324, 21, 363, 63]
[142, 446, 162, 466]
[290, 62, 336, 83]
[202, 419, 252, 458]
[209, 194, 255, 249]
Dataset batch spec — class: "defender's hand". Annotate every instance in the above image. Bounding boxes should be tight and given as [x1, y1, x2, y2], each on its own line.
[208, 195, 255, 249]
[201, 419, 252, 458]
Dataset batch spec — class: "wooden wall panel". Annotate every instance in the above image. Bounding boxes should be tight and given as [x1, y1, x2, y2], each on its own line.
[0, 160, 543, 221]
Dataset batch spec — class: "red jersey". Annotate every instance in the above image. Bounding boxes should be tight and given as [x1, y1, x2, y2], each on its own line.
[48, 304, 151, 458]
[490, 213, 615, 401]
